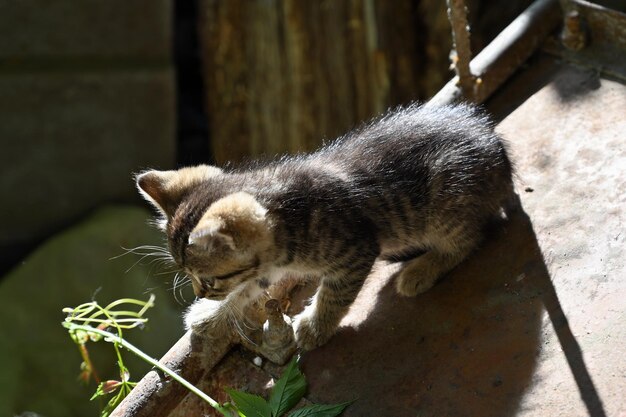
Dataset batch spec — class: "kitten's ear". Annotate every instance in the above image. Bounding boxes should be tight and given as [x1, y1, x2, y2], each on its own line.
[135, 165, 222, 217]
[188, 192, 270, 253]
[188, 219, 236, 252]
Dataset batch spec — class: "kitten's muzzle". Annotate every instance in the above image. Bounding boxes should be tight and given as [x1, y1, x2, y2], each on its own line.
[191, 276, 215, 298]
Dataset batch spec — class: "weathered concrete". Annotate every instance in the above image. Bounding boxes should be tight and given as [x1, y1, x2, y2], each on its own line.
[496, 65, 625, 417]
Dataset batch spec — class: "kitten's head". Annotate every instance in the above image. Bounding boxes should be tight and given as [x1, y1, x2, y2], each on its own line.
[136, 166, 272, 300]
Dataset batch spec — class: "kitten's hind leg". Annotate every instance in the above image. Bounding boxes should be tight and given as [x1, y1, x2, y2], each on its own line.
[395, 231, 479, 297]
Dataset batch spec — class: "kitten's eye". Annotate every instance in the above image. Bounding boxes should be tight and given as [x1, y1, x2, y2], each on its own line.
[213, 268, 247, 281]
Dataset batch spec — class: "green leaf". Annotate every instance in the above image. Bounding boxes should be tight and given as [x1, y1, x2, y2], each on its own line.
[269, 357, 307, 416]
[287, 401, 353, 417]
[226, 388, 273, 417]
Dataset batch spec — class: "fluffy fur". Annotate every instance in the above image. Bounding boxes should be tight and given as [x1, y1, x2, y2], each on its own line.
[137, 103, 514, 351]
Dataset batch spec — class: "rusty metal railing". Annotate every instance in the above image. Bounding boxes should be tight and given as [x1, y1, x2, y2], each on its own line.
[430, 0, 561, 106]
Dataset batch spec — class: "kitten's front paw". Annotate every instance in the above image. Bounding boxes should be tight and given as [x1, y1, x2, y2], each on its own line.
[292, 313, 333, 351]
[184, 299, 228, 335]
[396, 273, 436, 297]
[395, 257, 439, 297]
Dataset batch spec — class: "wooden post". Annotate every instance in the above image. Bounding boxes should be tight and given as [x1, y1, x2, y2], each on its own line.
[198, 0, 423, 164]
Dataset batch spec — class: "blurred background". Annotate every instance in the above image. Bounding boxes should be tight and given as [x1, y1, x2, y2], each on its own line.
[0, 1, 532, 415]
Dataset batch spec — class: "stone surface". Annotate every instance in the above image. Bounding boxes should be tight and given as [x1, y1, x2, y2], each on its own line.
[0, 206, 187, 417]
[496, 65, 625, 417]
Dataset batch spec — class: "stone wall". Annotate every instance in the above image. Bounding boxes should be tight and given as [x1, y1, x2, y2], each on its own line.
[0, 1, 176, 271]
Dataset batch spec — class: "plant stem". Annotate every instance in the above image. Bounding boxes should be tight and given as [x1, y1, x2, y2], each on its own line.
[64, 323, 235, 417]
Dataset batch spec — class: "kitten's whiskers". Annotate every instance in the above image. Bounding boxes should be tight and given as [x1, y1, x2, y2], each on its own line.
[111, 245, 177, 274]
[223, 294, 258, 346]
[168, 271, 192, 305]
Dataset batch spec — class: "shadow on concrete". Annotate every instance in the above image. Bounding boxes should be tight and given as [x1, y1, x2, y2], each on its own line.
[300, 201, 606, 417]
[536, 258, 608, 417]
[549, 66, 601, 103]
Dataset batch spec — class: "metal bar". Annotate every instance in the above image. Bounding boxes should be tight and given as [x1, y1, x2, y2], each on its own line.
[447, 0, 476, 100]
[430, 0, 561, 106]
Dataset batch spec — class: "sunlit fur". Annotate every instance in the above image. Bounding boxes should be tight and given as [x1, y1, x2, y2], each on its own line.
[136, 165, 223, 228]
[137, 103, 514, 350]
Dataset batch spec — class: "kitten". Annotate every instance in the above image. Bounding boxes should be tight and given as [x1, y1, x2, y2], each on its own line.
[136, 103, 514, 351]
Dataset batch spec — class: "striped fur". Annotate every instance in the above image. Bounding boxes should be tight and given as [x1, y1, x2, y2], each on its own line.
[137, 103, 514, 351]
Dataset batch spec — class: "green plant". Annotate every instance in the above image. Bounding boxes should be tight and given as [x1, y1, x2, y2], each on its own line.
[63, 295, 156, 416]
[62, 296, 352, 417]
[63, 295, 235, 416]
[227, 357, 352, 417]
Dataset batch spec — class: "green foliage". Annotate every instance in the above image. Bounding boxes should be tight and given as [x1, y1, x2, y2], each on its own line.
[63, 295, 155, 417]
[269, 358, 307, 416]
[63, 298, 352, 417]
[226, 389, 273, 417]
[227, 357, 352, 417]
[286, 402, 353, 417]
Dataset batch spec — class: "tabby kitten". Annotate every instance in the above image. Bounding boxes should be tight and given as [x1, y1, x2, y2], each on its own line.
[136, 103, 513, 351]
